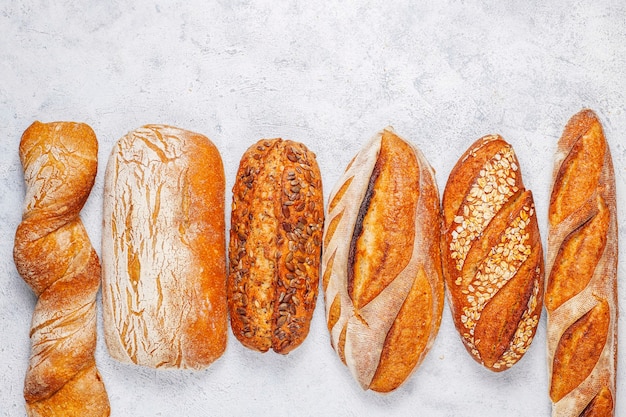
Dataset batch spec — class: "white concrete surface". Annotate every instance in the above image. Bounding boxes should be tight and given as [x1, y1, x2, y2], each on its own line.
[1, 1, 625, 416]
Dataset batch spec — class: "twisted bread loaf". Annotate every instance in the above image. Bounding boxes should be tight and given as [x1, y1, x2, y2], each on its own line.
[441, 135, 544, 371]
[13, 121, 110, 416]
[546, 109, 617, 416]
[322, 128, 444, 392]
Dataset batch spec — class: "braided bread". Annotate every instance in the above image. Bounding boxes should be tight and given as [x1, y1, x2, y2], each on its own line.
[13, 121, 110, 416]
[546, 109, 618, 416]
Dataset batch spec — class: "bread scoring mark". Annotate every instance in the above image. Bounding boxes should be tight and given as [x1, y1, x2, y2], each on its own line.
[327, 294, 342, 332]
[549, 117, 605, 226]
[369, 265, 435, 392]
[347, 157, 381, 302]
[579, 386, 614, 417]
[328, 176, 354, 213]
[491, 276, 540, 369]
[545, 196, 609, 312]
[348, 130, 423, 313]
[322, 250, 336, 293]
[450, 146, 519, 273]
[459, 203, 534, 361]
[323, 210, 344, 249]
[338, 323, 347, 365]
[550, 298, 611, 402]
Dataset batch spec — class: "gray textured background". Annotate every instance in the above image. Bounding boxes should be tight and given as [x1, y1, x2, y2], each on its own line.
[1, 1, 625, 416]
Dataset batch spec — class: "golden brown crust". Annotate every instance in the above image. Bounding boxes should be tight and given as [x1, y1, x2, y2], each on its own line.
[322, 128, 443, 392]
[369, 265, 436, 392]
[327, 294, 341, 333]
[546, 109, 617, 417]
[228, 138, 324, 354]
[349, 134, 420, 309]
[545, 198, 609, 312]
[579, 387, 614, 417]
[549, 112, 606, 226]
[102, 125, 227, 369]
[442, 135, 543, 371]
[550, 300, 610, 402]
[177, 131, 228, 367]
[14, 121, 110, 416]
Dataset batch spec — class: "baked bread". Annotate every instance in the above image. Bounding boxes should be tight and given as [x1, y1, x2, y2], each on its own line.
[322, 128, 444, 392]
[228, 138, 324, 354]
[546, 109, 618, 416]
[102, 125, 227, 369]
[441, 134, 543, 371]
[13, 121, 110, 416]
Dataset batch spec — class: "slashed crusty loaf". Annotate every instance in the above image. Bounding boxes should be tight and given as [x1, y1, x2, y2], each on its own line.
[546, 109, 617, 416]
[322, 128, 444, 392]
[13, 121, 110, 416]
[228, 138, 324, 354]
[102, 125, 227, 369]
[441, 135, 543, 371]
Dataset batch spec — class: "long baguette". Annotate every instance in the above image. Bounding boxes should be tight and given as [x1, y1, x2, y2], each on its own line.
[546, 109, 618, 416]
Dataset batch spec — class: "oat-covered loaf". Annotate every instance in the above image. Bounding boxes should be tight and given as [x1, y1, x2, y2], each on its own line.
[228, 138, 324, 354]
[14, 121, 110, 416]
[441, 135, 544, 371]
[546, 109, 618, 416]
[322, 128, 444, 392]
[102, 124, 227, 369]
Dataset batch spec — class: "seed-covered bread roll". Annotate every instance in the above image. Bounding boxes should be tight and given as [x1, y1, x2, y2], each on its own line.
[546, 109, 618, 416]
[228, 138, 324, 354]
[441, 135, 544, 371]
[322, 128, 444, 392]
[14, 121, 110, 416]
[102, 125, 227, 369]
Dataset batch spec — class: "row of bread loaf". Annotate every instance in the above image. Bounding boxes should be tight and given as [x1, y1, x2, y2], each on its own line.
[13, 109, 616, 417]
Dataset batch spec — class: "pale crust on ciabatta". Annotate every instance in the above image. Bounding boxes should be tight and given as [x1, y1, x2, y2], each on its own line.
[102, 125, 227, 369]
[546, 109, 618, 417]
[441, 135, 544, 371]
[14, 121, 110, 416]
[322, 128, 444, 392]
[228, 138, 324, 354]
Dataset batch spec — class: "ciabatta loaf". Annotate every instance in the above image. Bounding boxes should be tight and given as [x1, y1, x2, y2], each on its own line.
[14, 121, 110, 416]
[322, 128, 444, 392]
[228, 138, 324, 354]
[102, 125, 227, 369]
[441, 135, 544, 371]
[546, 109, 618, 416]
